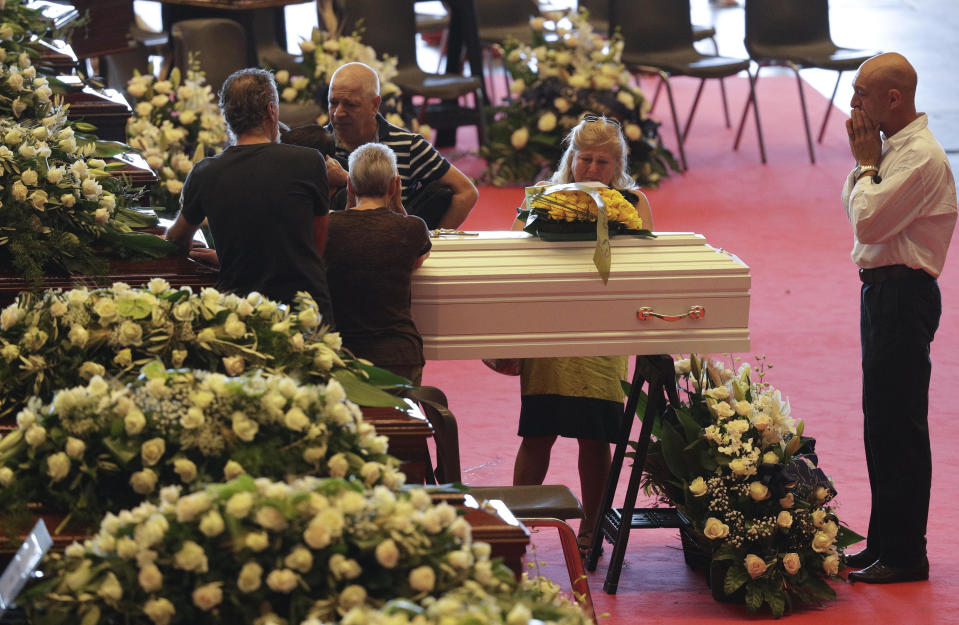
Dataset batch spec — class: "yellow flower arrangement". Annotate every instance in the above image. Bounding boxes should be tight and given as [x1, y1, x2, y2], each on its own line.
[529, 188, 643, 230]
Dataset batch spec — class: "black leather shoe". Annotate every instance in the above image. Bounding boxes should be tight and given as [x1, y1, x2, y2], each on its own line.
[843, 548, 878, 569]
[848, 558, 929, 584]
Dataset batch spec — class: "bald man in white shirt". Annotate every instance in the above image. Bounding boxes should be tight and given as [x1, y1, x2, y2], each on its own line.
[842, 52, 957, 584]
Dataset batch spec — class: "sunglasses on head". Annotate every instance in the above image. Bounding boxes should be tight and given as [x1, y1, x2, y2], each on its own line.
[582, 113, 621, 128]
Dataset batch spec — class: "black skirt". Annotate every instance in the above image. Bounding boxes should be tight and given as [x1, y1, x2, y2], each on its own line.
[518, 394, 624, 443]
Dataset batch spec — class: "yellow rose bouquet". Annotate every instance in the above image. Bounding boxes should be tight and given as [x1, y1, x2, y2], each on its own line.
[518, 182, 652, 241]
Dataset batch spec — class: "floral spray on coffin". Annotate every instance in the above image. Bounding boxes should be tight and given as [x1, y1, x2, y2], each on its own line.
[0, 283, 406, 423]
[638, 355, 864, 617]
[517, 181, 653, 284]
[0, 365, 403, 543]
[19, 475, 594, 625]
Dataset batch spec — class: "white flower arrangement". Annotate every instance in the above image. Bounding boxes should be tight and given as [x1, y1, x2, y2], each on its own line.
[125, 65, 229, 216]
[481, 10, 677, 186]
[0, 366, 401, 530]
[323, 575, 593, 625]
[17, 475, 563, 624]
[642, 355, 863, 616]
[0, 283, 400, 421]
[0, 56, 174, 282]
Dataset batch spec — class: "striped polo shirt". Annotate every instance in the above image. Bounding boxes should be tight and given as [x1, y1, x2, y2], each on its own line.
[327, 114, 451, 205]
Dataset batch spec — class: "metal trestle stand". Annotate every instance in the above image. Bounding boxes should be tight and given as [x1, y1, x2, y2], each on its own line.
[584, 354, 683, 593]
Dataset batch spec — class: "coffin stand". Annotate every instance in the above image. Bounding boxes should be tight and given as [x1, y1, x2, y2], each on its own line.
[411, 231, 751, 592]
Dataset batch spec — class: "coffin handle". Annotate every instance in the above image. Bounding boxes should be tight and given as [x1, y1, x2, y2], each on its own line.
[637, 305, 705, 322]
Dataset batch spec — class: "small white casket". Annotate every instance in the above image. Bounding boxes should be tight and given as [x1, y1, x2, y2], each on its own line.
[410, 231, 750, 359]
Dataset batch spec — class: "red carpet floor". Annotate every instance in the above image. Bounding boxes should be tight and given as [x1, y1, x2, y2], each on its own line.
[418, 76, 959, 623]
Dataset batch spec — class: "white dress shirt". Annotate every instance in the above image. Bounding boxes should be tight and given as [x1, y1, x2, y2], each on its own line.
[842, 114, 957, 276]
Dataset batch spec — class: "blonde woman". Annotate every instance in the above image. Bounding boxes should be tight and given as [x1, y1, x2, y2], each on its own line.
[512, 115, 653, 555]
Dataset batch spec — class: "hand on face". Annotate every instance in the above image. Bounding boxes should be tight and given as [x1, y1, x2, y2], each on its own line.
[845, 108, 882, 166]
[326, 156, 348, 188]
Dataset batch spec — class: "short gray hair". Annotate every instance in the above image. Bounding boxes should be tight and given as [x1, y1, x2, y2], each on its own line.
[329, 62, 381, 98]
[348, 143, 397, 197]
[219, 68, 278, 138]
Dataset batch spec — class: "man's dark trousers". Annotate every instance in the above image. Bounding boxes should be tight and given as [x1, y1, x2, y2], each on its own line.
[861, 269, 941, 566]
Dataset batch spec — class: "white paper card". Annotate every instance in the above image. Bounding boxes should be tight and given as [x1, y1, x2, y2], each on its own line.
[0, 519, 53, 614]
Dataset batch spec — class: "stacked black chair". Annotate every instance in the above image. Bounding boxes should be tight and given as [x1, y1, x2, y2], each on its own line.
[734, 0, 879, 163]
[614, 0, 765, 170]
[171, 18, 247, 95]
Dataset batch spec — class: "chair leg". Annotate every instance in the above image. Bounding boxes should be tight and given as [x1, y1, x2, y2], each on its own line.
[706, 35, 731, 128]
[436, 27, 449, 73]
[523, 518, 596, 625]
[681, 78, 707, 142]
[718, 77, 731, 128]
[650, 78, 663, 113]
[817, 70, 842, 143]
[733, 65, 767, 163]
[654, 70, 686, 171]
[476, 87, 487, 146]
[789, 61, 816, 164]
[747, 67, 767, 164]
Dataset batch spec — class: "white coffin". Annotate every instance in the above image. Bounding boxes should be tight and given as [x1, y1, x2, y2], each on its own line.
[410, 231, 750, 359]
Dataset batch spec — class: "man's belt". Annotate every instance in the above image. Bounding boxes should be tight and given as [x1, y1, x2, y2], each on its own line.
[859, 264, 931, 283]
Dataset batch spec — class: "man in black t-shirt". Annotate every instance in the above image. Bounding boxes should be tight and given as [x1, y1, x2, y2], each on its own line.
[166, 68, 334, 326]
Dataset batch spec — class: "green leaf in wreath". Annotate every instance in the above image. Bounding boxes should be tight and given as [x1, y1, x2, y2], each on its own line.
[140, 360, 168, 380]
[712, 546, 736, 561]
[116, 296, 154, 319]
[660, 419, 689, 481]
[382, 599, 425, 616]
[765, 586, 787, 617]
[352, 362, 412, 388]
[801, 575, 836, 601]
[675, 407, 702, 443]
[724, 563, 749, 595]
[331, 370, 408, 409]
[102, 437, 138, 466]
[836, 524, 866, 549]
[744, 583, 764, 612]
[92, 140, 131, 158]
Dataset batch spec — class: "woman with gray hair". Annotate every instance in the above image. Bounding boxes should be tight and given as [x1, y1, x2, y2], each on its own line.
[512, 114, 653, 556]
[323, 143, 432, 384]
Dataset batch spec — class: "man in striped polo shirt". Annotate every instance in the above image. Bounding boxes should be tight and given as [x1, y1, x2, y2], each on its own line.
[324, 62, 478, 229]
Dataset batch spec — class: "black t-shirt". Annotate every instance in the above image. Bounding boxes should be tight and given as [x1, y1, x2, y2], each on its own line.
[181, 142, 334, 326]
[324, 207, 431, 367]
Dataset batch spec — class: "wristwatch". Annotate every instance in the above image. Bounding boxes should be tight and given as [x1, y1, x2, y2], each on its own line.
[854, 164, 882, 183]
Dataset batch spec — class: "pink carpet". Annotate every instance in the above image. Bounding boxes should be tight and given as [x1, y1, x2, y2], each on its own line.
[419, 75, 959, 622]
